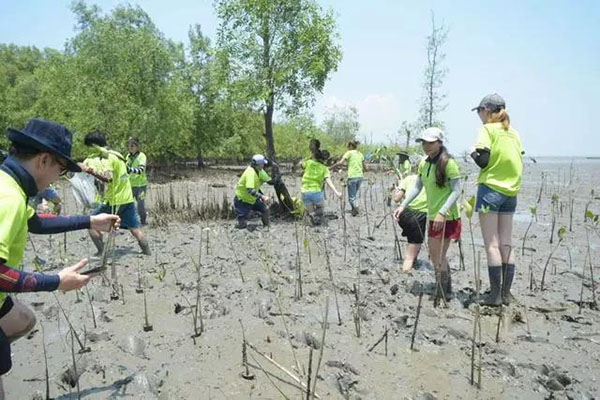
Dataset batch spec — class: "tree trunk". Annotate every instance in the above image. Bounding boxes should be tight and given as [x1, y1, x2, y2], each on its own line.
[197, 148, 205, 169]
[263, 102, 294, 214]
[264, 103, 277, 172]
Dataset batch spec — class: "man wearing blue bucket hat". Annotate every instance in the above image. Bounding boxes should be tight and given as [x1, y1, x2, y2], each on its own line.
[0, 118, 120, 389]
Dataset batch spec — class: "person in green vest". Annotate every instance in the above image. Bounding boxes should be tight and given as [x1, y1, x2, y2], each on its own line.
[470, 94, 524, 306]
[234, 155, 272, 229]
[332, 140, 365, 216]
[393, 164, 428, 273]
[300, 149, 341, 225]
[396, 151, 412, 176]
[395, 127, 461, 303]
[126, 137, 148, 225]
[82, 131, 151, 255]
[0, 119, 119, 391]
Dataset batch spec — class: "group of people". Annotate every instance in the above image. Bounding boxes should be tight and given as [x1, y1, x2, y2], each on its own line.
[232, 138, 367, 228]
[393, 93, 523, 306]
[232, 93, 523, 309]
[0, 92, 522, 395]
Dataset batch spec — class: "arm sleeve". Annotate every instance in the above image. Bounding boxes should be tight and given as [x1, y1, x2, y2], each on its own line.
[438, 178, 461, 216]
[0, 259, 60, 293]
[28, 214, 90, 234]
[470, 148, 490, 169]
[400, 176, 423, 208]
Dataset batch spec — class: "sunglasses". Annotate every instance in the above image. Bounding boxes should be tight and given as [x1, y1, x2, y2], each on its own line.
[53, 156, 68, 176]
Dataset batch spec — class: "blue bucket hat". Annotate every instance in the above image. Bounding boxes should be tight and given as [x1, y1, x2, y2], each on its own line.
[7, 118, 81, 172]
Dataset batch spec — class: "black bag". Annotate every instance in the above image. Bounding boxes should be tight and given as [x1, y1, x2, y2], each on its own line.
[0, 328, 12, 375]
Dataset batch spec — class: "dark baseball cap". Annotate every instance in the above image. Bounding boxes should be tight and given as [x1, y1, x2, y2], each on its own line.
[471, 93, 506, 112]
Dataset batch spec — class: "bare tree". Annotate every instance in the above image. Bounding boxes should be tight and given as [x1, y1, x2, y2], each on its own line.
[419, 12, 448, 130]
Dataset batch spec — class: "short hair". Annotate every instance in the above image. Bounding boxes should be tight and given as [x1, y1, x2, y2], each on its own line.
[84, 131, 107, 147]
[9, 143, 42, 160]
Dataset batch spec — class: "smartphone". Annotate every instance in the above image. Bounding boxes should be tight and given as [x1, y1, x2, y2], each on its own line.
[80, 266, 107, 275]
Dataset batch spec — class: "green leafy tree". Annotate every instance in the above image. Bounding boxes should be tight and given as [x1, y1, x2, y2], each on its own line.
[215, 0, 342, 171]
[37, 1, 195, 161]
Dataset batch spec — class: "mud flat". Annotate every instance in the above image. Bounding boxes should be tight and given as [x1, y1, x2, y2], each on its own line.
[3, 158, 599, 399]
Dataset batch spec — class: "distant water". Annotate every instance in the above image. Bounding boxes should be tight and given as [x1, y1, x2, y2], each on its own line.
[528, 156, 600, 165]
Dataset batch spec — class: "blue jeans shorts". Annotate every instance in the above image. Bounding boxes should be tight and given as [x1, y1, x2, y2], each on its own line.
[93, 202, 140, 229]
[301, 191, 324, 207]
[476, 184, 517, 214]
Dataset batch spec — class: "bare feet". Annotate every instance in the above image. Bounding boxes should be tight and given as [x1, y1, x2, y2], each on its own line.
[401, 262, 414, 273]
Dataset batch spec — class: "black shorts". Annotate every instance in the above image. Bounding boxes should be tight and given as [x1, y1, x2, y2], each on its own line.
[397, 208, 427, 244]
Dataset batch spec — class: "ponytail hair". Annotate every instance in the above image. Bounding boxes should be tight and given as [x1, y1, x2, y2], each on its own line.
[488, 109, 510, 131]
[435, 145, 450, 188]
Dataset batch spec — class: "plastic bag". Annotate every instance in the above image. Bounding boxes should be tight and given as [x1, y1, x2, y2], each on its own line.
[69, 172, 97, 211]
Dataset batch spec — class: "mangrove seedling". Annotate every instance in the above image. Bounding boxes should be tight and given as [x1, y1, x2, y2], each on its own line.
[540, 227, 567, 291]
[522, 205, 537, 255]
[549, 194, 559, 244]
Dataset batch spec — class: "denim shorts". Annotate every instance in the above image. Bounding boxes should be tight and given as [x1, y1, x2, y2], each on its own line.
[93, 202, 140, 229]
[476, 184, 517, 214]
[301, 191, 324, 207]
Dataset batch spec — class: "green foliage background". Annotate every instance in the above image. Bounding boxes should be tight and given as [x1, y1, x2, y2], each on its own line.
[0, 1, 420, 164]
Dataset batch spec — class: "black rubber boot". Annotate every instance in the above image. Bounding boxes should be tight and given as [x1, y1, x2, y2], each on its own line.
[138, 238, 152, 256]
[444, 269, 452, 296]
[261, 210, 270, 227]
[502, 264, 515, 305]
[313, 204, 324, 226]
[351, 204, 359, 216]
[480, 266, 503, 306]
[235, 219, 248, 229]
[90, 234, 104, 256]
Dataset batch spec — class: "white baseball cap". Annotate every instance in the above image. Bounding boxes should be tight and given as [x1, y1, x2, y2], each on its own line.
[416, 127, 444, 143]
[252, 154, 268, 166]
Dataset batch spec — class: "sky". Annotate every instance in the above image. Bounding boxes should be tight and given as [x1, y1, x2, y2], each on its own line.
[0, 0, 598, 156]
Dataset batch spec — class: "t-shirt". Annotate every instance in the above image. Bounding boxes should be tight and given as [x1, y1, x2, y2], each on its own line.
[258, 169, 271, 184]
[235, 166, 263, 205]
[398, 174, 427, 213]
[342, 150, 364, 179]
[418, 157, 461, 220]
[89, 148, 134, 206]
[301, 159, 330, 193]
[0, 170, 35, 269]
[475, 122, 523, 197]
[126, 152, 148, 187]
[401, 159, 411, 175]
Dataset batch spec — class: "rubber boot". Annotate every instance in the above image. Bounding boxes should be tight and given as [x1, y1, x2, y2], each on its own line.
[138, 238, 152, 256]
[502, 263, 515, 305]
[351, 204, 359, 217]
[313, 203, 324, 226]
[235, 219, 248, 229]
[261, 209, 270, 227]
[480, 266, 503, 306]
[90, 234, 104, 256]
[444, 268, 452, 296]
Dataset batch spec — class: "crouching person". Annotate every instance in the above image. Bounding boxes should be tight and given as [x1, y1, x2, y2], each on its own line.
[301, 150, 341, 225]
[234, 155, 272, 229]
